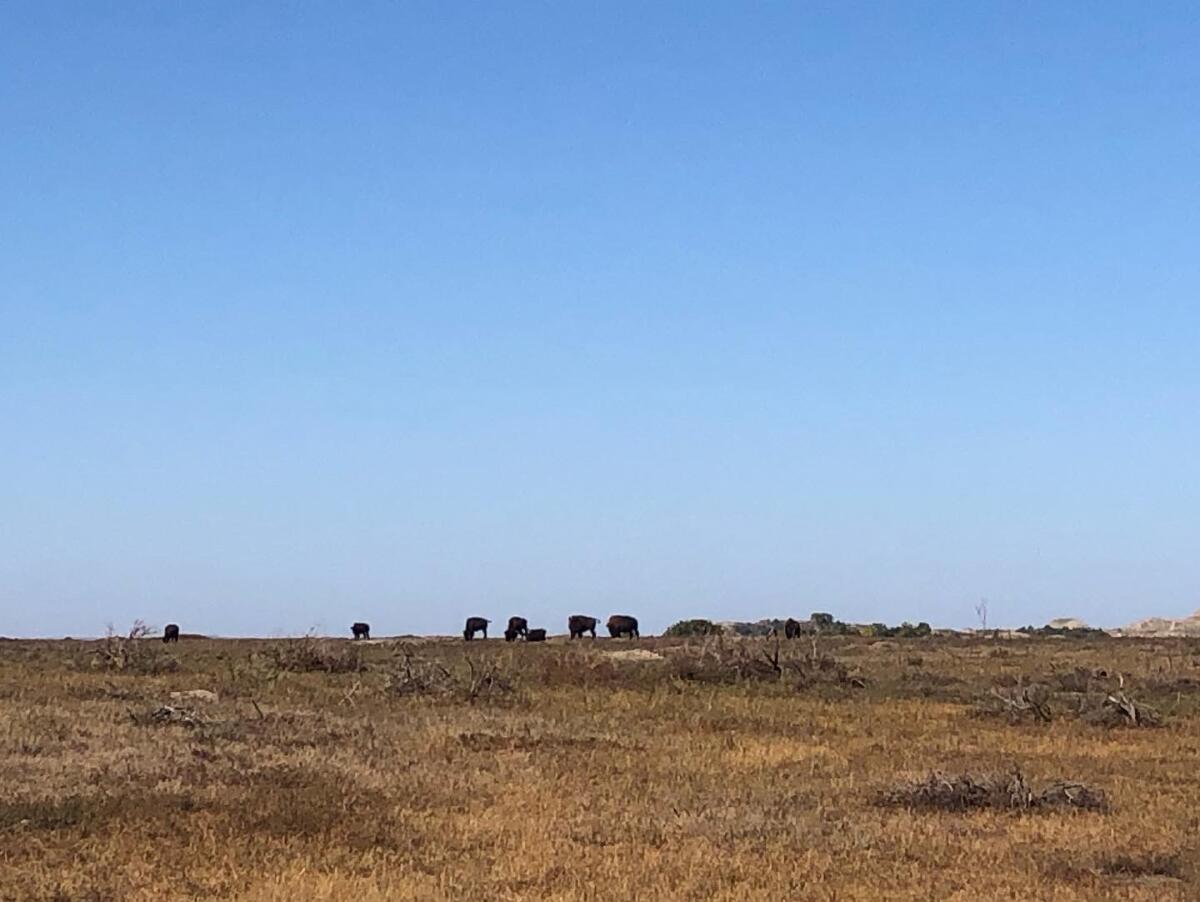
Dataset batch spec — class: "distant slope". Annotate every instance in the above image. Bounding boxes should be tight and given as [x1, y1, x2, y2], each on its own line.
[1114, 610, 1200, 637]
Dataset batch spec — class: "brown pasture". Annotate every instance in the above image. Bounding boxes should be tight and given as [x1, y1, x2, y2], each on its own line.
[0, 632, 1198, 900]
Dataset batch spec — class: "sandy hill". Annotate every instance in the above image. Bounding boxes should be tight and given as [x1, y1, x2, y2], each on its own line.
[1115, 609, 1200, 637]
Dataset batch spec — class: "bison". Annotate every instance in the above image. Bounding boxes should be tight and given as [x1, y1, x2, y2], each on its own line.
[506, 616, 528, 638]
[162, 623, 180, 643]
[784, 617, 802, 639]
[351, 622, 370, 640]
[568, 614, 598, 639]
[606, 614, 639, 639]
[526, 628, 547, 642]
[463, 617, 489, 640]
[503, 627, 519, 642]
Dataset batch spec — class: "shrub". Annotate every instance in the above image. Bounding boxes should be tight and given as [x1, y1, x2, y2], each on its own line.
[663, 619, 722, 638]
[877, 768, 1108, 813]
[384, 647, 515, 704]
[665, 636, 863, 688]
[259, 635, 365, 674]
[90, 622, 179, 675]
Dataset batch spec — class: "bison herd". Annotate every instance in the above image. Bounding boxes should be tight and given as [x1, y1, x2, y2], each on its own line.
[158, 614, 643, 644]
[348, 613, 640, 642]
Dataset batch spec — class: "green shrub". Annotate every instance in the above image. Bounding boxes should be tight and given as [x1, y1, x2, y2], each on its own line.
[663, 619, 722, 638]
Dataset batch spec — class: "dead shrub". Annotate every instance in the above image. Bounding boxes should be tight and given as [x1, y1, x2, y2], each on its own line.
[1050, 666, 1095, 694]
[665, 636, 863, 688]
[384, 646, 515, 703]
[90, 622, 178, 675]
[877, 768, 1108, 814]
[258, 635, 365, 675]
[1082, 689, 1161, 728]
[1097, 852, 1182, 879]
[128, 704, 207, 729]
[983, 685, 1054, 723]
[0, 796, 103, 831]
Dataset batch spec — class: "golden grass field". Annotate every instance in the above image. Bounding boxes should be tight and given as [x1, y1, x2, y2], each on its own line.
[1, 631, 1198, 900]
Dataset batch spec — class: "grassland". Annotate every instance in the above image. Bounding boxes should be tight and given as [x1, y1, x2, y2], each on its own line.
[1, 631, 1198, 900]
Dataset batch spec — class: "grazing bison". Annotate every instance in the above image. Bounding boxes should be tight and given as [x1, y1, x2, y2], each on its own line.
[351, 622, 370, 640]
[162, 623, 180, 643]
[526, 628, 547, 642]
[506, 616, 528, 638]
[606, 614, 639, 639]
[784, 618, 802, 639]
[463, 617, 489, 640]
[568, 614, 598, 639]
[503, 627, 519, 642]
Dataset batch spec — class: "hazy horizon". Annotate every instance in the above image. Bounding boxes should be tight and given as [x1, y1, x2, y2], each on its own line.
[4, 4, 1199, 638]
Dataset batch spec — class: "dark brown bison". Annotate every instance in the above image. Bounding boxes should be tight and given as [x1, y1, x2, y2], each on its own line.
[568, 614, 598, 639]
[351, 622, 370, 640]
[506, 616, 528, 638]
[162, 623, 180, 643]
[503, 627, 519, 642]
[463, 617, 489, 640]
[526, 628, 547, 642]
[784, 617, 802, 639]
[606, 614, 639, 638]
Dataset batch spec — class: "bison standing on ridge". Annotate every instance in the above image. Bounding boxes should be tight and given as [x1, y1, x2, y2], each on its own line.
[526, 628, 547, 642]
[351, 622, 370, 640]
[606, 615, 639, 639]
[568, 615, 598, 639]
[162, 624, 180, 643]
[506, 616, 528, 638]
[463, 617, 489, 640]
[784, 618, 802, 639]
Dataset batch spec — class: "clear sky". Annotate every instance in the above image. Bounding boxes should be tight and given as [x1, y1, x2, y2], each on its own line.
[3, 3, 1199, 637]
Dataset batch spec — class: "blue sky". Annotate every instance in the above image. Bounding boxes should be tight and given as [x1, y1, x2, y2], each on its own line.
[3, 3, 1198, 636]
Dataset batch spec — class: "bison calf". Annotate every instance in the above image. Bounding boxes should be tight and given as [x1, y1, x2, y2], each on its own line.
[504, 628, 519, 642]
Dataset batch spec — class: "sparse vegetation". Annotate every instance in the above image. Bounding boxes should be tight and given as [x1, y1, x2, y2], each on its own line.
[0, 632, 1197, 899]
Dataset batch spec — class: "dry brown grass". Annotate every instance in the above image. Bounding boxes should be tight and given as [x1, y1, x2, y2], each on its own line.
[1, 633, 1199, 899]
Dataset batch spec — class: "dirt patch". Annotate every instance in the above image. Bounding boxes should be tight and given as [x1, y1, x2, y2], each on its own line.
[605, 649, 664, 662]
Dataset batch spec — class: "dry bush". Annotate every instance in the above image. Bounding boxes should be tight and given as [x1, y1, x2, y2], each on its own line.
[0, 795, 110, 831]
[90, 621, 178, 674]
[1082, 689, 1162, 728]
[665, 635, 863, 688]
[1097, 852, 1183, 879]
[982, 685, 1054, 723]
[1050, 666, 1098, 694]
[878, 768, 1108, 813]
[384, 646, 515, 703]
[127, 704, 207, 729]
[258, 635, 365, 675]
